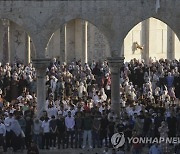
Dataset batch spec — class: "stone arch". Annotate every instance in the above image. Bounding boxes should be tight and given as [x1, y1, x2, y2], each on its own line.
[0, 14, 39, 59]
[0, 17, 36, 64]
[122, 17, 180, 62]
[45, 17, 111, 63]
[123, 16, 180, 41]
[108, 0, 180, 57]
[0, 14, 36, 41]
[37, 13, 112, 57]
[118, 14, 180, 59]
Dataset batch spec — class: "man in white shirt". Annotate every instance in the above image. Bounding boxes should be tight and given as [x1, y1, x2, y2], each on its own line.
[50, 76, 57, 94]
[66, 105, 76, 117]
[58, 106, 67, 117]
[92, 91, 100, 106]
[47, 104, 58, 118]
[78, 82, 87, 98]
[41, 117, 50, 149]
[65, 111, 75, 148]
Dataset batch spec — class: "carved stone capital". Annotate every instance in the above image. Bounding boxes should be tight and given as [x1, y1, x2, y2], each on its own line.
[32, 58, 51, 77]
[107, 57, 124, 74]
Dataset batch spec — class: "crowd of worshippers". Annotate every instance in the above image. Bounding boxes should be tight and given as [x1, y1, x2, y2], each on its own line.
[0, 58, 179, 153]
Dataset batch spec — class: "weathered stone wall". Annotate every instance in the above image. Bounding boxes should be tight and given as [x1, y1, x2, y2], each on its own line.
[46, 29, 60, 59]
[92, 24, 110, 61]
[0, 0, 179, 60]
[9, 21, 26, 63]
[66, 20, 76, 63]
[1, 17, 179, 64]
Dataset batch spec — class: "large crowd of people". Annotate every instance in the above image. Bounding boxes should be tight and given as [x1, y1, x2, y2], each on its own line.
[0, 57, 180, 153]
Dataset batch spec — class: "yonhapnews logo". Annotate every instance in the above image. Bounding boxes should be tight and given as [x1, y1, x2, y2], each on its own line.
[111, 132, 125, 148]
[111, 132, 180, 148]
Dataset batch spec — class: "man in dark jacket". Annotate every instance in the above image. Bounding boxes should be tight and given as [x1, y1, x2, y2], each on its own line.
[174, 73, 180, 99]
[49, 115, 57, 149]
[167, 112, 177, 138]
[100, 111, 108, 147]
[56, 114, 65, 149]
[75, 111, 83, 148]
[108, 116, 115, 148]
[82, 111, 93, 149]
[92, 112, 101, 148]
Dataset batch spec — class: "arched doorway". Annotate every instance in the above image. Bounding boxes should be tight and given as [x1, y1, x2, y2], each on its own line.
[122, 17, 180, 62]
[0, 19, 34, 65]
[46, 18, 110, 64]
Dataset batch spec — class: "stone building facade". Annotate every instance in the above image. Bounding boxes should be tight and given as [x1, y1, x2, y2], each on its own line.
[0, 18, 179, 65]
[46, 17, 180, 63]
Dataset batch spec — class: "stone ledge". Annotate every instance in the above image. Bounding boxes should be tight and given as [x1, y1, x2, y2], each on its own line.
[32, 58, 51, 68]
[107, 56, 125, 64]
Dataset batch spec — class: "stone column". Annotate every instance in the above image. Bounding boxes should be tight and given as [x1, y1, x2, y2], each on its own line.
[107, 57, 124, 117]
[167, 27, 175, 60]
[2, 19, 10, 64]
[32, 58, 50, 118]
[60, 24, 67, 63]
[141, 19, 149, 64]
[75, 19, 83, 62]
[66, 21, 76, 63]
[75, 20, 88, 64]
[87, 22, 95, 63]
[83, 21, 88, 64]
[25, 34, 31, 65]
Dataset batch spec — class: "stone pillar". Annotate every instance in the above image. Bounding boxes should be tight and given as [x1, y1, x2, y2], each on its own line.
[167, 27, 175, 60]
[83, 21, 88, 64]
[107, 57, 124, 117]
[75, 19, 83, 62]
[141, 19, 150, 64]
[2, 19, 10, 64]
[75, 20, 88, 64]
[87, 22, 95, 63]
[66, 21, 75, 63]
[60, 24, 67, 63]
[25, 34, 31, 65]
[32, 58, 50, 118]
